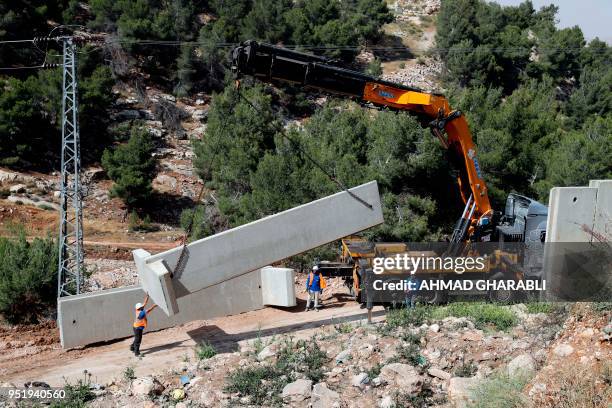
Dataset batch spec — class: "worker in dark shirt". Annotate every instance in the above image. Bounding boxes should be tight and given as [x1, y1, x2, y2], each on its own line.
[130, 294, 157, 356]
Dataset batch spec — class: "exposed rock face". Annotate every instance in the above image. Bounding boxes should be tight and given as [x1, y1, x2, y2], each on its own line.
[132, 377, 164, 396]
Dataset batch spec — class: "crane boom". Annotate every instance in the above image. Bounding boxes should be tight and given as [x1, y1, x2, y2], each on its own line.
[231, 41, 494, 241]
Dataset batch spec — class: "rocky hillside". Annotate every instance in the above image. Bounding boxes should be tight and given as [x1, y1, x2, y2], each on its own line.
[82, 302, 610, 407]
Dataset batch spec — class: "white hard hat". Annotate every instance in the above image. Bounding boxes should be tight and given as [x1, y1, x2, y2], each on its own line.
[312, 265, 319, 271]
[135, 303, 144, 310]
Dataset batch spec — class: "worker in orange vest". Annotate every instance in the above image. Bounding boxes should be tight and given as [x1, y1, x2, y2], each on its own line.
[305, 265, 326, 312]
[130, 294, 157, 356]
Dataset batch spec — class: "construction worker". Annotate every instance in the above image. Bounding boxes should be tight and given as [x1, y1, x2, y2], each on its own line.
[305, 265, 326, 312]
[130, 294, 157, 356]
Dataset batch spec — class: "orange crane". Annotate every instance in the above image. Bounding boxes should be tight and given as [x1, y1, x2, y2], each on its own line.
[232, 41, 494, 246]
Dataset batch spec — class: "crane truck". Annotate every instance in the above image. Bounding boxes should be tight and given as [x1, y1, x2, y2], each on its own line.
[231, 41, 548, 304]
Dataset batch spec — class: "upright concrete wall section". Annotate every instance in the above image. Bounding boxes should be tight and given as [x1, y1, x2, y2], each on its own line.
[58, 270, 263, 349]
[261, 267, 296, 307]
[545, 186, 597, 242]
[138, 181, 383, 315]
[588, 180, 612, 240]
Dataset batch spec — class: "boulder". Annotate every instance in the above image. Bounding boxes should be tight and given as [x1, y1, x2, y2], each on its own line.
[257, 345, 277, 361]
[507, 354, 535, 377]
[132, 377, 164, 396]
[282, 379, 312, 402]
[351, 372, 369, 388]
[312, 382, 340, 408]
[553, 344, 574, 357]
[427, 367, 451, 381]
[335, 349, 351, 364]
[429, 323, 440, 333]
[379, 363, 422, 393]
[9, 184, 26, 193]
[380, 395, 395, 408]
[448, 377, 481, 408]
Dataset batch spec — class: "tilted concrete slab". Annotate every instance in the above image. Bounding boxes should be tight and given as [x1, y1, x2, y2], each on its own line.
[58, 270, 263, 349]
[137, 181, 383, 315]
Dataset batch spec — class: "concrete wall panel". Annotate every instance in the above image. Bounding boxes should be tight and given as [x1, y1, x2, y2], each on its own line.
[545, 186, 597, 243]
[589, 180, 612, 241]
[58, 270, 263, 349]
[138, 181, 383, 315]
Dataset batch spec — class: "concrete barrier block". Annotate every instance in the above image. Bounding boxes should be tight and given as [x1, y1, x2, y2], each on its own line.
[58, 270, 263, 349]
[138, 181, 383, 315]
[261, 266, 296, 307]
[589, 180, 612, 241]
[545, 186, 597, 243]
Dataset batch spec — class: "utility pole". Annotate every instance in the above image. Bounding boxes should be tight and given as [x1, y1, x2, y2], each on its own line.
[57, 36, 84, 297]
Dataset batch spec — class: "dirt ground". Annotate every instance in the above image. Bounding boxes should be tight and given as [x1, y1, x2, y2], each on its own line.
[0, 284, 385, 387]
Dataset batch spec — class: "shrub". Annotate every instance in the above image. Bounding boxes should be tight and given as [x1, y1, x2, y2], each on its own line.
[50, 372, 95, 408]
[386, 306, 431, 328]
[196, 340, 217, 360]
[123, 366, 135, 381]
[128, 212, 159, 232]
[468, 371, 531, 408]
[430, 302, 518, 331]
[525, 302, 555, 314]
[0, 228, 58, 324]
[102, 127, 156, 208]
[225, 337, 328, 405]
[454, 357, 478, 377]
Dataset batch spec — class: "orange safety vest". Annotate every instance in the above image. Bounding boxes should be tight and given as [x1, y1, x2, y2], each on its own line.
[307, 272, 327, 289]
[133, 310, 147, 329]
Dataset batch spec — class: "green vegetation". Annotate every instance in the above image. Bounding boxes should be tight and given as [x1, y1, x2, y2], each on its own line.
[454, 356, 478, 377]
[385, 302, 518, 332]
[50, 372, 96, 408]
[525, 302, 556, 314]
[193, 85, 447, 241]
[102, 126, 156, 208]
[196, 340, 217, 360]
[437, 0, 611, 204]
[123, 366, 136, 381]
[430, 302, 518, 331]
[468, 371, 531, 408]
[0, 227, 57, 324]
[225, 337, 328, 406]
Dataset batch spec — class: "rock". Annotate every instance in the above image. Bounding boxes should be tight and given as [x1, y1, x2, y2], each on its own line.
[507, 354, 535, 377]
[380, 395, 395, 408]
[510, 303, 528, 320]
[429, 323, 440, 333]
[579, 328, 595, 338]
[351, 372, 369, 388]
[312, 383, 340, 408]
[257, 345, 276, 361]
[448, 377, 481, 408]
[132, 377, 164, 396]
[175, 403, 187, 408]
[379, 363, 422, 393]
[172, 388, 186, 400]
[553, 343, 574, 357]
[371, 377, 383, 387]
[192, 108, 208, 121]
[282, 379, 312, 402]
[462, 331, 484, 342]
[154, 174, 178, 192]
[9, 184, 27, 193]
[357, 343, 374, 359]
[335, 349, 351, 364]
[427, 367, 451, 381]
[528, 382, 547, 397]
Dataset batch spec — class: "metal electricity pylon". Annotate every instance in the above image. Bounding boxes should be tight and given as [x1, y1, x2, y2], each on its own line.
[57, 36, 84, 297]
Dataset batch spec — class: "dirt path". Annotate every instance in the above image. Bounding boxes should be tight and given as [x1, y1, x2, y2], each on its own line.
[2, 291, 385, 387]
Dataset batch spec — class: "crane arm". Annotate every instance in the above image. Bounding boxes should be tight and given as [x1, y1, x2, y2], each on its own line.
[231, 41, 493, 237]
